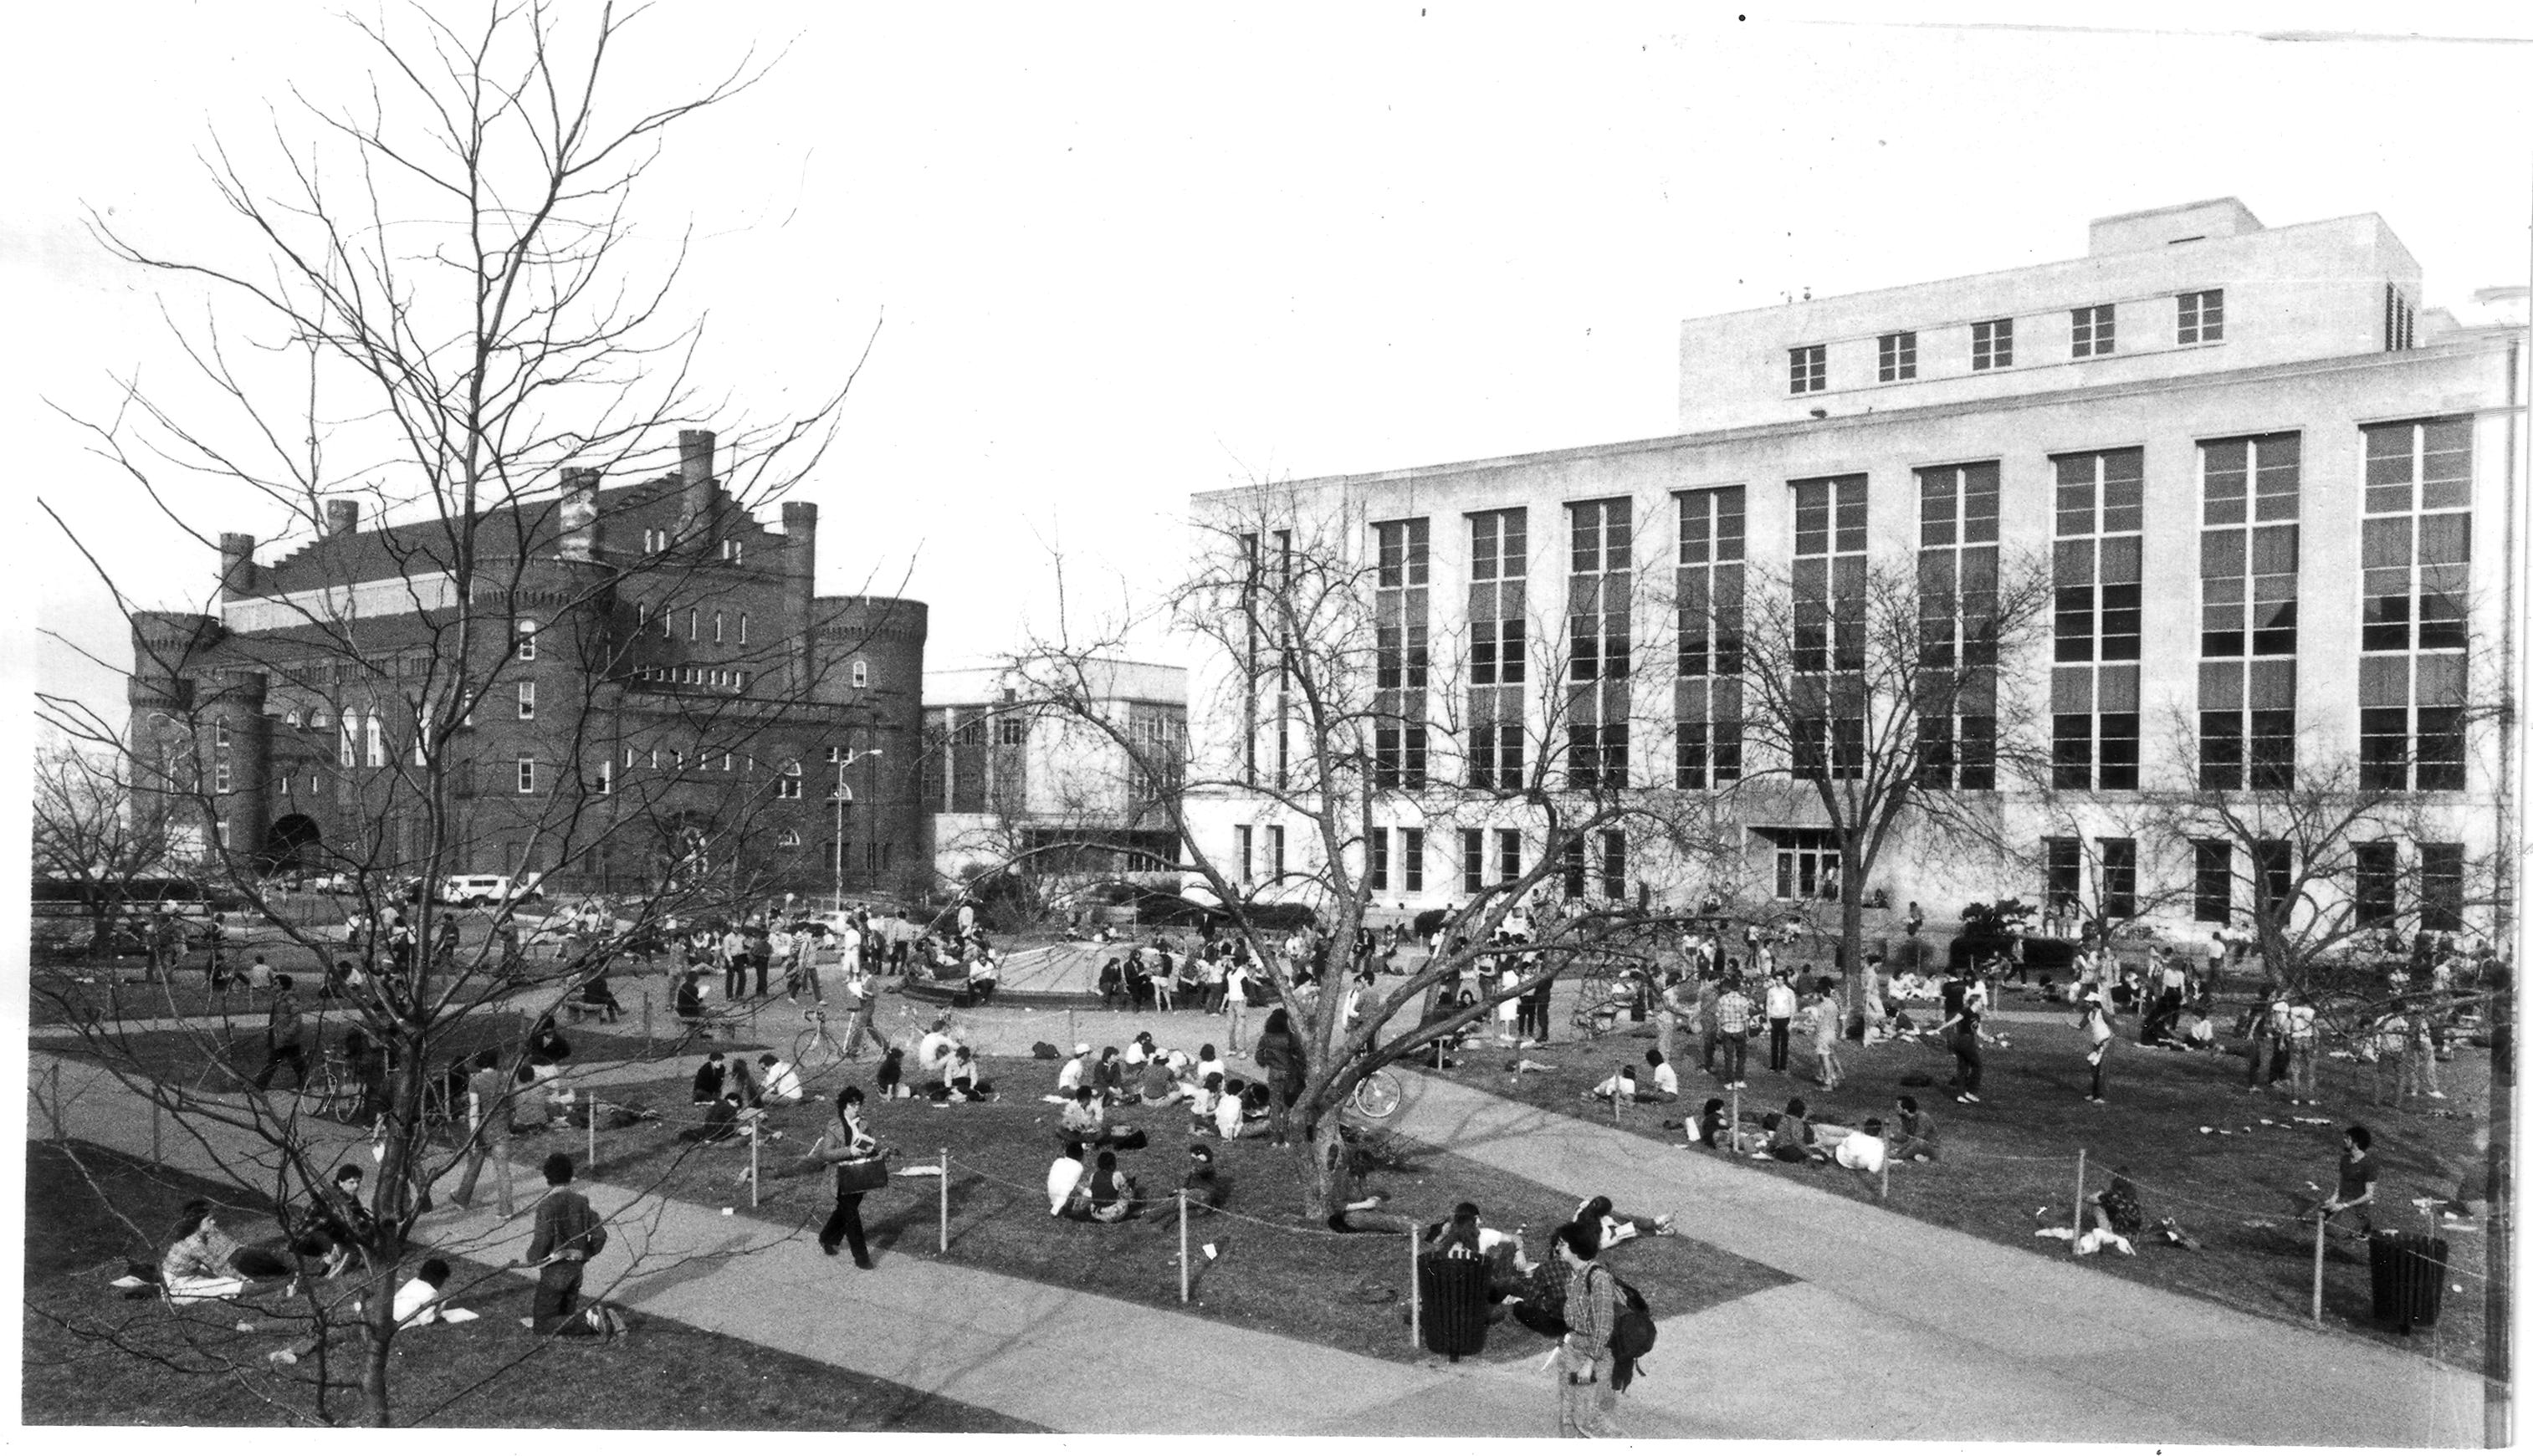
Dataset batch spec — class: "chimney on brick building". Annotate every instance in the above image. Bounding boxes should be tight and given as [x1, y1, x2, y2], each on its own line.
[677, 429, 716, 554]
[325, 499, 360, 538]
[782, 500, 818, 690]
[217, 534, 257, 601]
[559, 467, 602, 563]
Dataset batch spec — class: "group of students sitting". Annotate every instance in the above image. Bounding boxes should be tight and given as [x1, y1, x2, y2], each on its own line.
[1047, 1034, 1277, 1143]
[1676, 1092, 1946, 1201]
[119, 1166, 387, 1304]
[680, 1050, 809, 1143]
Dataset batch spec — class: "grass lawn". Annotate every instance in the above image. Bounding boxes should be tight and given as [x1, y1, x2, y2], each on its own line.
[565, 1055, 1794, 1366]
[21, 1139, 1040, 1431]
[1425, 997, 2495, 1370]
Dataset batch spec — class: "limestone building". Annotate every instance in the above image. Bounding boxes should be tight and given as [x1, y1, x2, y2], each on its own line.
[1184, 200, 2520, 938]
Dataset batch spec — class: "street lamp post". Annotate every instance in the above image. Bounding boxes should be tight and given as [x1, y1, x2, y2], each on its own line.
[832, 748, 883, 912]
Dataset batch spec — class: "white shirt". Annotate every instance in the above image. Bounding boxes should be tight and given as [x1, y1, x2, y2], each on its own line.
[1764, 983, 1796, 1018]
[1057, 1056, 1089, 1092]
[1123, 1043, 1150, 1067]
[1195, 1056, 1226, 1086]
[1214, 1091, 1245, 1139]
[917, 1031, 953, 1071]
[393, 1275, 446, 1326]
[1835, 1130, 1887, 1175]
[1046, 1155, 1084, 1214]
[761, 1060, 804, 1103]
[1650, 1061, 1679, 1096]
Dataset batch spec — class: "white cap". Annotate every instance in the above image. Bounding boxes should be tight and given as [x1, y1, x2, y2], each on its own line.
[1074, 1042, 1091, 1055]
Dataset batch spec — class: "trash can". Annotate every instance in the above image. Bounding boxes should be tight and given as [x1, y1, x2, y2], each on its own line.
[2367, 1231, 2449, 1333]
[1417, 1251, 1490, 1361]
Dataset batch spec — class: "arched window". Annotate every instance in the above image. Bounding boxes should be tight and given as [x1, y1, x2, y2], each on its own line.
[852, 660, 869, 689]
[517, 619, 540, 662]
[775, 829, 801, 850]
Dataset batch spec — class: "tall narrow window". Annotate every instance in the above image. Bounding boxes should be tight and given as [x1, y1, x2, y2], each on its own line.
[2177, 289, 2224, 345]
[2420, 843, 2465, 932]
[1235, 825, 1253, 885]
[2254, 840, 2292, 922]
[1461, 828, 1484, 895]
[516, 621, 539, 662]
[2353, 843, 2398, 929]
[1792, 474, 1866, 780]
[1972, 318, 2014, 370]
[2193, 840, 2232, 923]
[1877, 331, 1916, 382]
[517, 680, 537, 721]
[1268, 825, 1287, 883]
[514, 754, 537, 794]
[2384, 284, 2416, 351]
[713, 610, 725, 644]
[2101, 838, 2138, 920]
[2198, 432, 2300, 790]
[1676, 485, 1745, 789]
[1495, 829, 1521, 886]
[688, 608, 699, 641]
[1788, 344, 1826, 395]
[1403, 828, 1425, 894]
[1369, 829, 1390, 892]
[2360, 418, 2472, 792]
[1915, 462, 2001, 790]
[364, 711, 386, 769]
[1562, 836, 1588, 900]
[1566, 498, 1631, 791]
[852, 660, 870, 690]
[1599, 830, 1627, 902]
[737, 612, 750, 646]
[1467, 508, 1528, 789]
[776, 759, 802, 799]
[592, 759, 613, 796]
[1373, 518, 1430, 790]
[2052, 447, 2144, 790]
[2071, 304, 2116, 358]
[2044, 836, 2083, 918]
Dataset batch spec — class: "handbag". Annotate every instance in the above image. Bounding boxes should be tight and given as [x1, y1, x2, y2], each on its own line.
[833, 1151, 889, 1194]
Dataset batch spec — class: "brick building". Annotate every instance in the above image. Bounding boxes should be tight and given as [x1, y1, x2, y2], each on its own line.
[128, 430, 926, 899]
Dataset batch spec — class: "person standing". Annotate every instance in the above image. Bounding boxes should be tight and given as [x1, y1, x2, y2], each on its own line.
[523, 1153, 607, 1335]
[1712, 978, 1753, 1089]
[1550, 1221, 1624, 1438]
[1696, 973, 1722, 1076]
[1225, 957, 1253, 1056]
[840, 958, 876, 1058]
[1763, 972, 1797, 1073]
[2285, 994, 2322, 1106]
[1252, 1009, 1306, 1148]
[1936, 998, 1986, 1104]
[816, 1087, 880, 1268]
[450, 1049, 513, 1213]
[1808, 988, 1843, 1091]
[1655, 972, 1691, 1071]
[2077, 991, 2114, 1105]
[253, 977, 310, 1091]
[720, 925, 749, 1001]
[2305, 1124, 2378, 1240]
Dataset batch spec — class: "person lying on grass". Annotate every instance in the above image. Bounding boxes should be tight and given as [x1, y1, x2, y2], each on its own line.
[1766, 1098, 1831, 1164]
[1576, 1194, 1676, 1245]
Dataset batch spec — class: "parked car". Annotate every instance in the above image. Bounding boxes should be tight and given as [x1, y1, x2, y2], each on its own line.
[438, 873, 545, 908]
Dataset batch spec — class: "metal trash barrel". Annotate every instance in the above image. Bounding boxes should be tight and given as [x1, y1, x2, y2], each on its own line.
[2367, 1231, 2449, 1333]
[1417, 1251, 1490, 1361]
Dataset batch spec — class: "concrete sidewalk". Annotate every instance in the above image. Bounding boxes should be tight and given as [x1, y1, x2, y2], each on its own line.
[1384, 1070, 2485, 1448]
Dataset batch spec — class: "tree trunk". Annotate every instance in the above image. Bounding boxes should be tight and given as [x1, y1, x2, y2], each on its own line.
[1840, 844, 1870, 1024]
[361, 1259, 396, 1426]
[1302, 1104, 1346, 1222]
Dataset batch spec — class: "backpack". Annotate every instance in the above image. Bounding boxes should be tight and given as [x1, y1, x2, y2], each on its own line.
[1596, 1267, 1656, 1389]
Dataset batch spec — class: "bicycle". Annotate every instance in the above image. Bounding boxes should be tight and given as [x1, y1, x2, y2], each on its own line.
[795, 1008, 852, 1079]
[1346, 1066, 1403, 1121]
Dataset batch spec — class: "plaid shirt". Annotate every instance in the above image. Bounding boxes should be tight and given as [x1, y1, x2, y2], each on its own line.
[1713, 990, 1754, 1035]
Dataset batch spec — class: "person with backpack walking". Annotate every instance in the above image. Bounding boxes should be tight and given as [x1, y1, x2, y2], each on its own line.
[253, 977, 310, 1091]
[1550, 1221, 1627, 1438]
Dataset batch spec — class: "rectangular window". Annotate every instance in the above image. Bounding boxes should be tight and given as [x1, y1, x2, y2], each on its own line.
[1676, 486, 1745, 790]
[516, 622, 539, 662]
[592, 759, 613, 796]
[2071, 303, 2116, 358]
[1972, 318, 2014, 370]
[2254, 840, 2291, 922]
[515, 754, 537, 794]
[2385, 284, 2416, 351]
[687, 608, 699, 641]
[2044, 836, 2084, 916]
[2362, 418, 2473, 791]
[1599, 830, 1627, 902]
[1403, 828, 1425, 894]
[1566, 498, 1632, 682]
[723, 538, 744, 565]
[2177, 289, 2225, 345]
[212, 761, 231, 794]
[1374, 517, 1431, 790]
[517, 680, 536, 720]
[2421, 843, 2464, 932]
[1788, 344, 1827, 395]
[852, 661, 870, 690]
[1369, 828, 1390, 893]
[1877, 330, 1916, 382]
[1235, 825, 1253, 885]
[2353, 843, 2398, 929]
[1792, 473, 1867, 672]
[1916, 461, 2002, 789]
[1563, 836, 1588, 900]
[2101, 838, 2138, 920]
[2194, 840, 2232, 923]
[1461, 828, 1485, 895]
[776, 759, 802, 800]
[2199, 432, 2301, 658]
[2053, 448, 2144, 790]
[1269, 825, 1286, 883]
[1495, 829, 1521, 886]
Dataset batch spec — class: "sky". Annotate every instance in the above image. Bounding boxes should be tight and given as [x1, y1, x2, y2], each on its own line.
[7, 3, 2530, 736]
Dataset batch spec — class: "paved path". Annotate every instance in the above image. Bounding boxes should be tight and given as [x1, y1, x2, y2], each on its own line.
[30, 1019, 2486, 1443]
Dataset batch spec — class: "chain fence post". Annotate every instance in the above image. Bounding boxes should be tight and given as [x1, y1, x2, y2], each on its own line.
[2071, 1148, 2088, 1257]
[49, 1062, 64, 1142]
[1179, 1188, 1191, 1304]
[749, 1118, 760, 1208]
[2311, 1213, 2327, 1326]
[1406, 1224, 1420, 1353]
[939, 1147, 949, 1254]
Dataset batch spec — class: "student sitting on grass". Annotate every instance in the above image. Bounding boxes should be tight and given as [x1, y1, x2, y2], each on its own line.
[1046, 1141, 1092, 1218]
[1062, 1086, 1148, 1149]
[678, 1092, 742, 1144]
[1765, 1100, 1829, 1164]
[156, 1200, 300, 1301]
[1834, 1118, 1888, 1199]
[1087, 1149, 1142, 1223]
[874, 1045, 907, 1100]
[1576, 1194, 1675, 1246]
[1181, 1142, 1228, 1213]
[1136, 1052, 1184, 1107]
[943, 1046, 995, 1102]
[759, 1054, 804, 1106]
[690, 1051, 728, 1105]
[1887, 1095, 1940, 1162]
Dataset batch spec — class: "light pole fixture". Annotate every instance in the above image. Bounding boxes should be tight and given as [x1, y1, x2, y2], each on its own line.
[832, 747, 883, 907]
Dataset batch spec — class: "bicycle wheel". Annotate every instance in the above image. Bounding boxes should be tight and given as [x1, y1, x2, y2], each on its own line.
[1350, 1069, 1402, 1121]
[794, 1027, 836, 1076]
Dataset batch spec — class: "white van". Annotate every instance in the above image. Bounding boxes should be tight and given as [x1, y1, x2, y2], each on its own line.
[438, 873, 545, 908]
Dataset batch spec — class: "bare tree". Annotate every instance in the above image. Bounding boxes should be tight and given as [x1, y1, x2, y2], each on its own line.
[1718, 550, 2055, 1019]
[1012, 486, 1716, 1218]
[33, 3, 874, 1426]
[31, 737, 192, 963]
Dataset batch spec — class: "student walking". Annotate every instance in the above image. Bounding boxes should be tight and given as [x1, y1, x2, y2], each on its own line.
[1936, 999, 1987, 1104]
[1550, 1221, 1625, 1438]
[815, 1087, 881, 1268]
[253, 978, 310, 1091]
